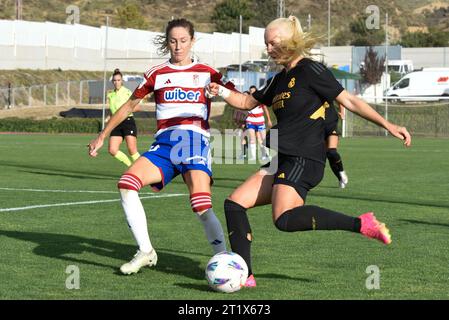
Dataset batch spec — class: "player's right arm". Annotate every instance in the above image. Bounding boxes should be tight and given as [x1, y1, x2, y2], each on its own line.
[88, 96, 141, 157]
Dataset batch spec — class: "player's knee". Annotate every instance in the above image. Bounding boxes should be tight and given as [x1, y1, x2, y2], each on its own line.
[117, 173, 143, 192]
[109, 147, 118, 156]
[274, 209, 294, 232]
[224, 199, 253, 241]
[190, 192, 212, 213]
[224, 198, 246, 214]
[227, 193, 248, 209]
[127, 146, 137, 155]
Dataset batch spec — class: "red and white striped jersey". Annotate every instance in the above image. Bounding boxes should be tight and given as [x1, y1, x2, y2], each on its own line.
[246, 105, 266, 125]
[133, 60, 235, 138]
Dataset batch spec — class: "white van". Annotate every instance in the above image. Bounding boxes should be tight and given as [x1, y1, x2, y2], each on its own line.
[387, 60, 414, 75]
[385, 68, 449, 102]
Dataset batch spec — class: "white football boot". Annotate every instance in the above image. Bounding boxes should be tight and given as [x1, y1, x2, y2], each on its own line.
[120, 249, 158, 275]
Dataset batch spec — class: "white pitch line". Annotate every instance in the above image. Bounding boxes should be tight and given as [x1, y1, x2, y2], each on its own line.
[0, 187, 156, 195]
[0, 194, 186, 212]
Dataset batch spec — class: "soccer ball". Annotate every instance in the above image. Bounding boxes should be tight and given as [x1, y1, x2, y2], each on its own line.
[205, 251, 248, 293]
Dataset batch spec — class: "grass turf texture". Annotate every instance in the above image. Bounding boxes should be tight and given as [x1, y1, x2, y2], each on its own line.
[0, 134, 448, 299]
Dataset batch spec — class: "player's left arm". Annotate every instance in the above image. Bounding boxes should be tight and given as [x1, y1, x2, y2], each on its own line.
[336, 90, 411, 147]
[338, 103, 345, 120]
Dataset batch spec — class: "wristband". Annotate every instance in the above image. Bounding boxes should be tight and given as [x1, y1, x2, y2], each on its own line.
[218, 85, 231, 99]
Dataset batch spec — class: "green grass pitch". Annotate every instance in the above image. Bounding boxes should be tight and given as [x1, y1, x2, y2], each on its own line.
[0, 134, 448, 299]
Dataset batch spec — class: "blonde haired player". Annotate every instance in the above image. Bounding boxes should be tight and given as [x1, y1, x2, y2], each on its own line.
[207, 15, 411, 287]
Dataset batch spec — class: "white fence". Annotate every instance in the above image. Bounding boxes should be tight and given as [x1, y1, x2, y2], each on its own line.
[343, 97, 449, 138]
[0, 80, 96, 108]
[0, 20, 266, 71]
[1, 19, 448, 72]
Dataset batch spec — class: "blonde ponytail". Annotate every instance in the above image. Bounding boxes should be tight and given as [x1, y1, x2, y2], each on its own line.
[267, 15, 319, 65]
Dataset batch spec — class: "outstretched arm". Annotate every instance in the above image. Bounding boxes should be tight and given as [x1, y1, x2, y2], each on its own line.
[88, 96, 141, 157]
[206, 82, 259, 110]
[336, 90, 411, 147]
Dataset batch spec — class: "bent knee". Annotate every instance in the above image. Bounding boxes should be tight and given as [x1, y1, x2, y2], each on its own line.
[117, 173, 143, 192]
[227, 194, 249, 209]
[127, 146, 137, 155]
[191, 192, 212, 214]
[273, 209, 294, 232]
[109, 148, 118, 156]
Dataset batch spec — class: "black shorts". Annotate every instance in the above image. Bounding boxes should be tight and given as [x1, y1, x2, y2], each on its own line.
[262, 154, 325, 201]
[110, 117, 138, 138]
[325, 118, 340, 138]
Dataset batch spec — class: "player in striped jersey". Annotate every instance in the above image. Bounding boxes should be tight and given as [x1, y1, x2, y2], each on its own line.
[88, 19, 234, 275]
[247, 85, 273, 161]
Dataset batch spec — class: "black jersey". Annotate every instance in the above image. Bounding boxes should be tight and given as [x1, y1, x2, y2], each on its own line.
[253, 58, 344, 163]
[325, 101, 339, 125]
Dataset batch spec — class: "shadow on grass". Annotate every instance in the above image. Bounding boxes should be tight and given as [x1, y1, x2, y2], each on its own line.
[174, 272, 316, 292]
[0, 161, 119, 181]
[311, 191, 449, 210]
[257, 273, 317, 283]
[19, 169, 115, 181]
[0, 230, 204, 280]
[174, 283, 212, 292]
[397, 219, 449, 228]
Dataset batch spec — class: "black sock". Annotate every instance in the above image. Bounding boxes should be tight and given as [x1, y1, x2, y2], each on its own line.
[327, 148, 344, 180]
[275, 205, 361, 233]
[224, 199, 253, 276]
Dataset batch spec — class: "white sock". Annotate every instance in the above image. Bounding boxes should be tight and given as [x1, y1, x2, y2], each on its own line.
[249, 143, 257, 160]
[197, 208, 227, 254]
[261, 145, 269, 158]
[119, 189, 153, 253]
[240, 143, 246, 157]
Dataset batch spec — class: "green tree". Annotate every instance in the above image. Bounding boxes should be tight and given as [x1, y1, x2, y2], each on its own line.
[360, 47, 385, 85]
[116, 4, 147, 30]
[248, 0, 277, 28]
[212, 0, 254, 33]
[349, 15, 385, 46]
[360, 47, 386, 103]
[399, 29, 449, 47]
